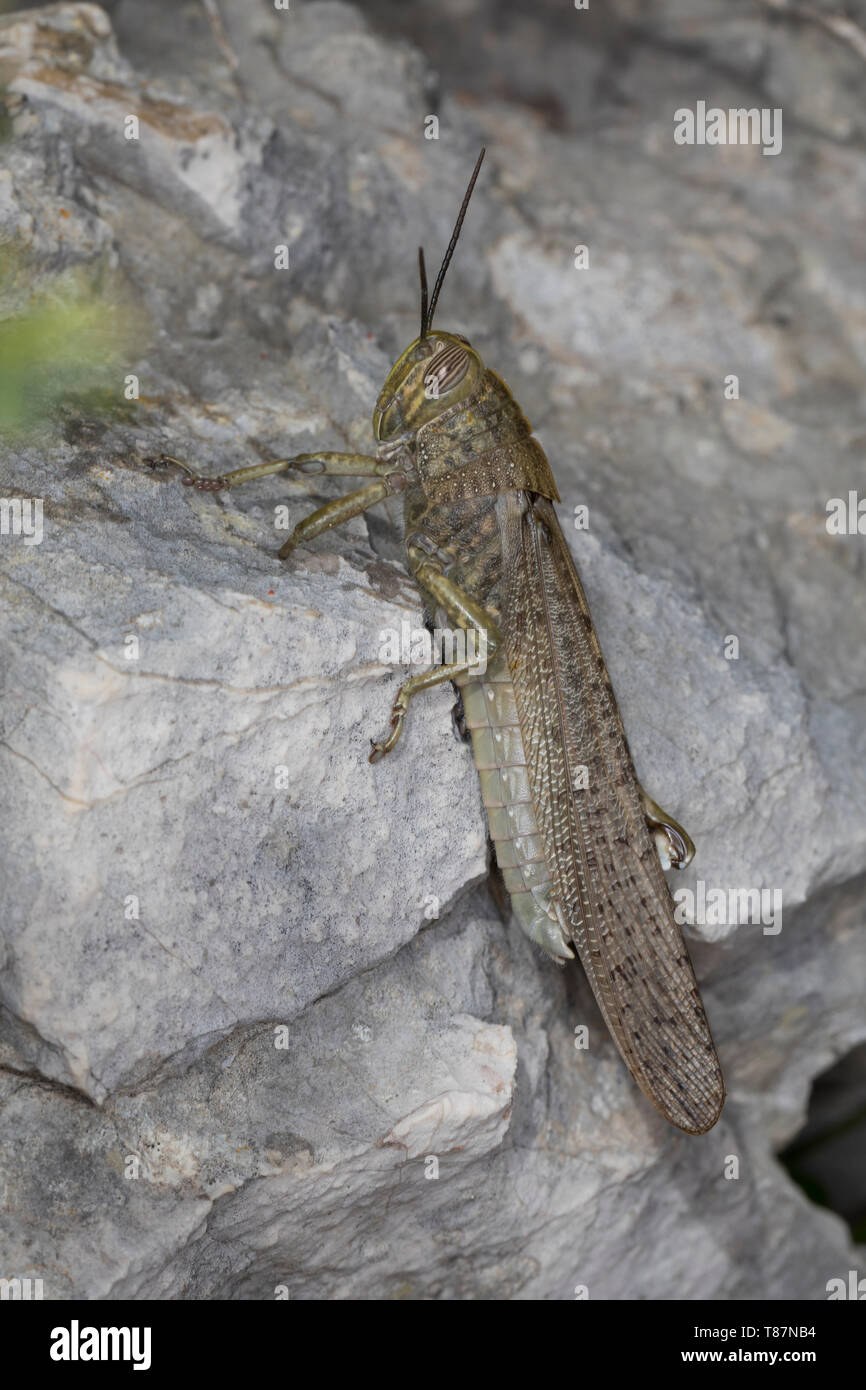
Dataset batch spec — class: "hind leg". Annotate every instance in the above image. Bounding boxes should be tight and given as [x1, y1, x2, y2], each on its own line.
[640, 790, 695, 870]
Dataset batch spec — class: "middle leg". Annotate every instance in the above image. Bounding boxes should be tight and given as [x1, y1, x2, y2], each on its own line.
[369, 542, 503, 762]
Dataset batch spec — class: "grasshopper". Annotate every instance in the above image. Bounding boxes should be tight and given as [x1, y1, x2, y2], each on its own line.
[163, 149, 725, 1134]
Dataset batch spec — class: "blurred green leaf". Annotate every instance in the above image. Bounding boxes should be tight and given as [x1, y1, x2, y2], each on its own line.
[0, 246, 147, 438]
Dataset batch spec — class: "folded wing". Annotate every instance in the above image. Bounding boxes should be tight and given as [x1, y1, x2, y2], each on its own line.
[501, 490, 725, 1134]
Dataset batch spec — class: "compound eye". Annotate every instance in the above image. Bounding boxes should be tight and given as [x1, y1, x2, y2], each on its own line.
[423, 342, 470, 397]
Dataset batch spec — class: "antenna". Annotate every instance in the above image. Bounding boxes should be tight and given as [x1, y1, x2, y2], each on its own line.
[422, 147, 486, 336]
[418, 246, 429, 341]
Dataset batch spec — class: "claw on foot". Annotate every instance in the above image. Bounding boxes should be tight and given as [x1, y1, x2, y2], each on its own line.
[641, 790, 695, 870]
[368, 703, 406, 763]
[149, 454, 227, 491]
[181, 474, 227, 492]
[652, 825, 684, 871]
[450, 692, 471, 745]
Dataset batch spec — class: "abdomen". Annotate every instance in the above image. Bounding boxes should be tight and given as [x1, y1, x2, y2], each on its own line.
[457, 652, 574, 963]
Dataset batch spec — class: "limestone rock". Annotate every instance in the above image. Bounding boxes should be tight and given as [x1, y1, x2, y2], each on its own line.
[0, 0, 863, 1300]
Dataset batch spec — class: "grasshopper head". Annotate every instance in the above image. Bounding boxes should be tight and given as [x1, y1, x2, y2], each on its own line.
[372, 332, 483, 442]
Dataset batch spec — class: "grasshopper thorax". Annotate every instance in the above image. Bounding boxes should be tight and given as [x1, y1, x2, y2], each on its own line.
[372, 332, 483, 444]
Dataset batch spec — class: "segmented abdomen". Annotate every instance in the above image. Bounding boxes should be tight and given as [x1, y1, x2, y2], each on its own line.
[458, 652, 573, 962]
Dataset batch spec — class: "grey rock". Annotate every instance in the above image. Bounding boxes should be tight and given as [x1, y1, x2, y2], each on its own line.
[0, 0, 863, 1299]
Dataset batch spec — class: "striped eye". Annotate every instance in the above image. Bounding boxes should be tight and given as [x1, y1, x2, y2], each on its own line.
[423, 343, 470, 398]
